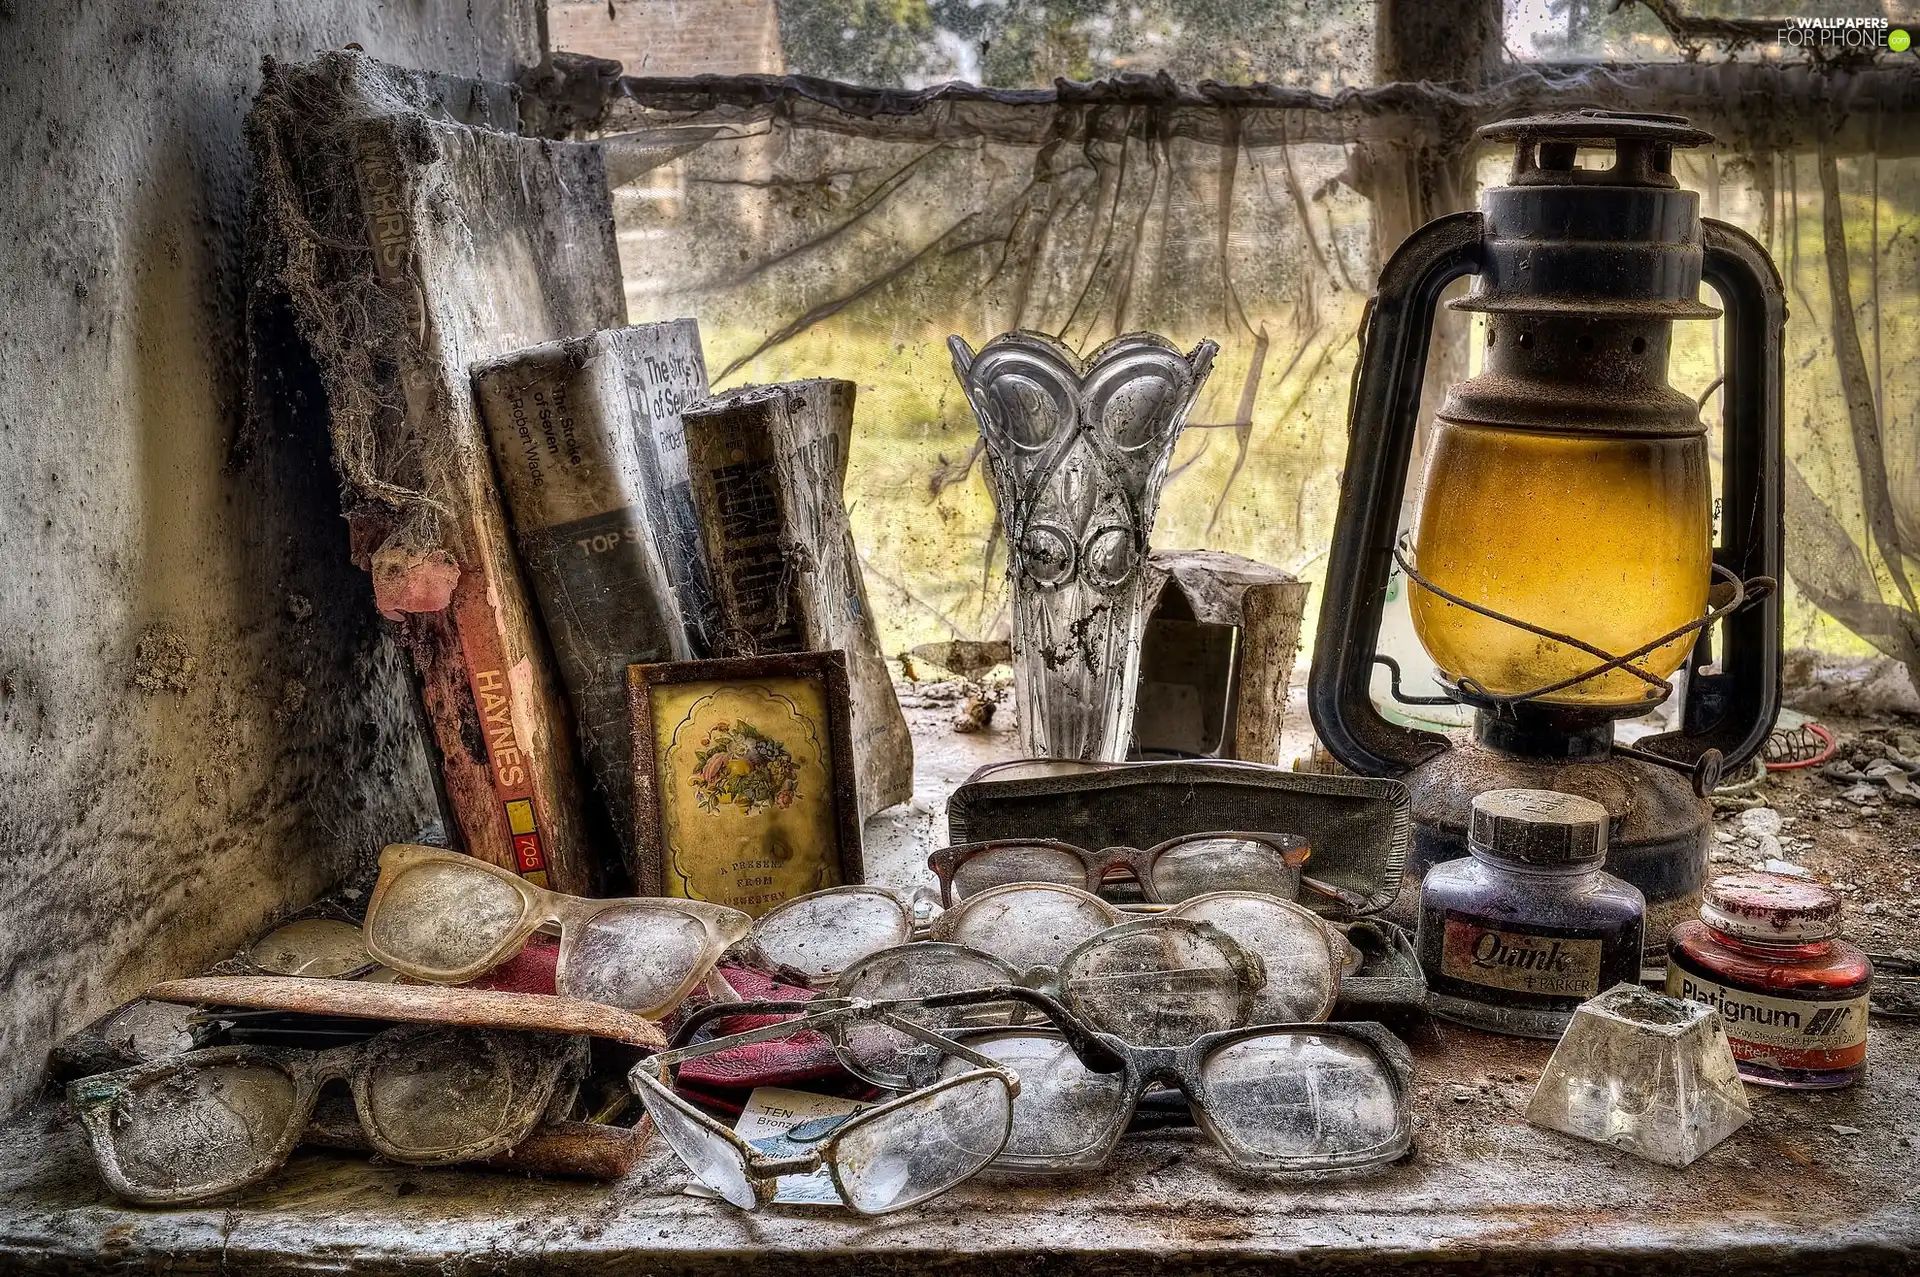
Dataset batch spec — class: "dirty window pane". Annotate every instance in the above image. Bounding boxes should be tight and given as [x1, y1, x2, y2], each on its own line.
[570, 20, 1920, 682]
[549, 0, 1375, 88]
[548, 0, 788, 75]
[1503, 0, 1903, 65]
[609, 107, 1371, 652]
[1503, 0, 1681, 62]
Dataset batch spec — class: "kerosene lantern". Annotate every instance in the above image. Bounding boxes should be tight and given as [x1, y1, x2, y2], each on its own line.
[1309, 112, 1785, 961]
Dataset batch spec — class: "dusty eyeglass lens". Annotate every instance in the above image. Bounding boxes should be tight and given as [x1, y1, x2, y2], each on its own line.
[951, 1033, 1127, 1165]
[1062, 922, 1246, 1046]
[367, 860, 528, 971]
[752, 888, 913, 983]
[933, 883, 1118, 970]
[565, 904, 712, 1010]
[1168, 892, 1340, 1023]
[830, 1073, 1012, 1213]
[949, 843, 1088, 898]
[1198, 1032, 1402, 1162]
[99, 1000, 202, 1060]
[105, 1061, 300, 1195]
[644, 1086, 758, 1208]
[833, 946, 1025, 1083]
[243, 919, 374, 978]
[1148, 836, 1299, 902]
[359, 1028, 521, 1156]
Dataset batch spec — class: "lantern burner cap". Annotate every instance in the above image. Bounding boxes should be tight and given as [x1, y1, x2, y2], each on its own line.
[1481, 110, 1714, 191]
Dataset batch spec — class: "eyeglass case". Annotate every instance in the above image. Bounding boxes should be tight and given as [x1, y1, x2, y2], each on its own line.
[946, 759, 1411, 918]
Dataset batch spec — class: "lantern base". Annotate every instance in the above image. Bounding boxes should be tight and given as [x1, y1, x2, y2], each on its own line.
[1394, 711, 1709, 968]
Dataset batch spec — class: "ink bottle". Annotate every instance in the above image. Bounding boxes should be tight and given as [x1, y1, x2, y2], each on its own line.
[1666, 871, 1871, 1090]
[1416, 789, 1645, 1039]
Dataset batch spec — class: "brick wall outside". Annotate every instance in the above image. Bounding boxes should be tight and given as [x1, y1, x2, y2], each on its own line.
[548, 0, 785, 74]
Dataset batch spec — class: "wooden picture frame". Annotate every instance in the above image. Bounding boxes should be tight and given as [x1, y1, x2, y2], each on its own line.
[627, 651, 864, 912]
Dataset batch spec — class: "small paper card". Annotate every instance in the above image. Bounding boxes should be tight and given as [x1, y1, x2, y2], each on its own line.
[681, 1086, 874, 1206]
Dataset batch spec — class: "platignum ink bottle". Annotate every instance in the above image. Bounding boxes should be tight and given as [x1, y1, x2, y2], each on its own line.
[1667, 870, 1871, 1089]
[1416, 788, 1646, 1039]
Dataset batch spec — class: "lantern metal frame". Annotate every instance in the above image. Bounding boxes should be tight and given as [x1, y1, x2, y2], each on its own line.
[1309, 112, 1786, 794]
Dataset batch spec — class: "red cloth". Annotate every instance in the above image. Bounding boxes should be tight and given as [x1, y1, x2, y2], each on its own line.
[464, 935, 561, 995]
[673, 966, 850, 1094]
[460, 950, 854, 1097]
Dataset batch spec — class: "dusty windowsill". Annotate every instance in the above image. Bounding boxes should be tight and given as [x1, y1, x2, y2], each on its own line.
[3, 698, 1917, 1275]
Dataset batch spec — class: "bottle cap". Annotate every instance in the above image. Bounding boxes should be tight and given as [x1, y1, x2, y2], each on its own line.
[1701, 871, 1842, 942]
[1467, 788, 1609, 867]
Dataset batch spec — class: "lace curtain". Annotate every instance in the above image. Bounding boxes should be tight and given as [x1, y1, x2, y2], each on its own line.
[564, 64, 1920, 693]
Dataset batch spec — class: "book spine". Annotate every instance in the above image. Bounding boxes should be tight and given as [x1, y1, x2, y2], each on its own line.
[682, 394, 806, 655]
[615, 320, 722, 658]
[474, 336, 694, 883]
[346, 122, 593, 894]
[682, 382, 914, 816]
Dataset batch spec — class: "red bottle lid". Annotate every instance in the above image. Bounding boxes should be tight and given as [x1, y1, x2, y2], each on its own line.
[1701, 870, 1842, 943]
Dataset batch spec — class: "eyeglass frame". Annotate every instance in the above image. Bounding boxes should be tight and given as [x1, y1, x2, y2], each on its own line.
[838, 914, 1266, 1025]
[903, 984, 1414, 1177]
[628, 1000, 1020, 1213]
[67, 1024, 582, 1206]
[928, 831, 1366, 912]
[363, 844, 753, 1014]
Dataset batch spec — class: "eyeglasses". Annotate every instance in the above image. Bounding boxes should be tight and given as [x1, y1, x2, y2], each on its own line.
[913, 881, 1346, 1026]
[921, 987, 1414, 1178]
[363, 844, 753, 1016]
[929, 832, 1367, 912]
[629, 1001, 1018, 1214]
[832, 913, 1265, 1062]
[365, 847, 926, 1006]
[67, 1025, 581, 1205]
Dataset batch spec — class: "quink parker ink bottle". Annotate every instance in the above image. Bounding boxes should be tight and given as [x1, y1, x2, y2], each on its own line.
[1417, 788, 1646, 1039]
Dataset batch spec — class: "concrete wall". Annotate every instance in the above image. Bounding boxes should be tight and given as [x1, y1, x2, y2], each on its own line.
[0, 0, 541, 1112]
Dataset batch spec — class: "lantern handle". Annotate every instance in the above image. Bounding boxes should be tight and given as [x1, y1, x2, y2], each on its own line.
[1638, 219, 1787, 775]
[1308, 211, 1485, 777]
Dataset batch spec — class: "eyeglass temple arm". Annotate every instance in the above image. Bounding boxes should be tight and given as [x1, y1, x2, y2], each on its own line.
[668, 998, 840, 1051]
[905, 986, 1128, 1074]
[651, 1000, 860, 1069]
[652, 999, 1012, 1084]
[1300, 874, 1370, 912]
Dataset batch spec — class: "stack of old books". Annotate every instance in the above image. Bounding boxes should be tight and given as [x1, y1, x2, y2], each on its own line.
[251, 53, 909, 899]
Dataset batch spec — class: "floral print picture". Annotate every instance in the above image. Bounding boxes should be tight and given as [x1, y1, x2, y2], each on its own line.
[691, 720, 798, 813]
[645, 670, 846, 916]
